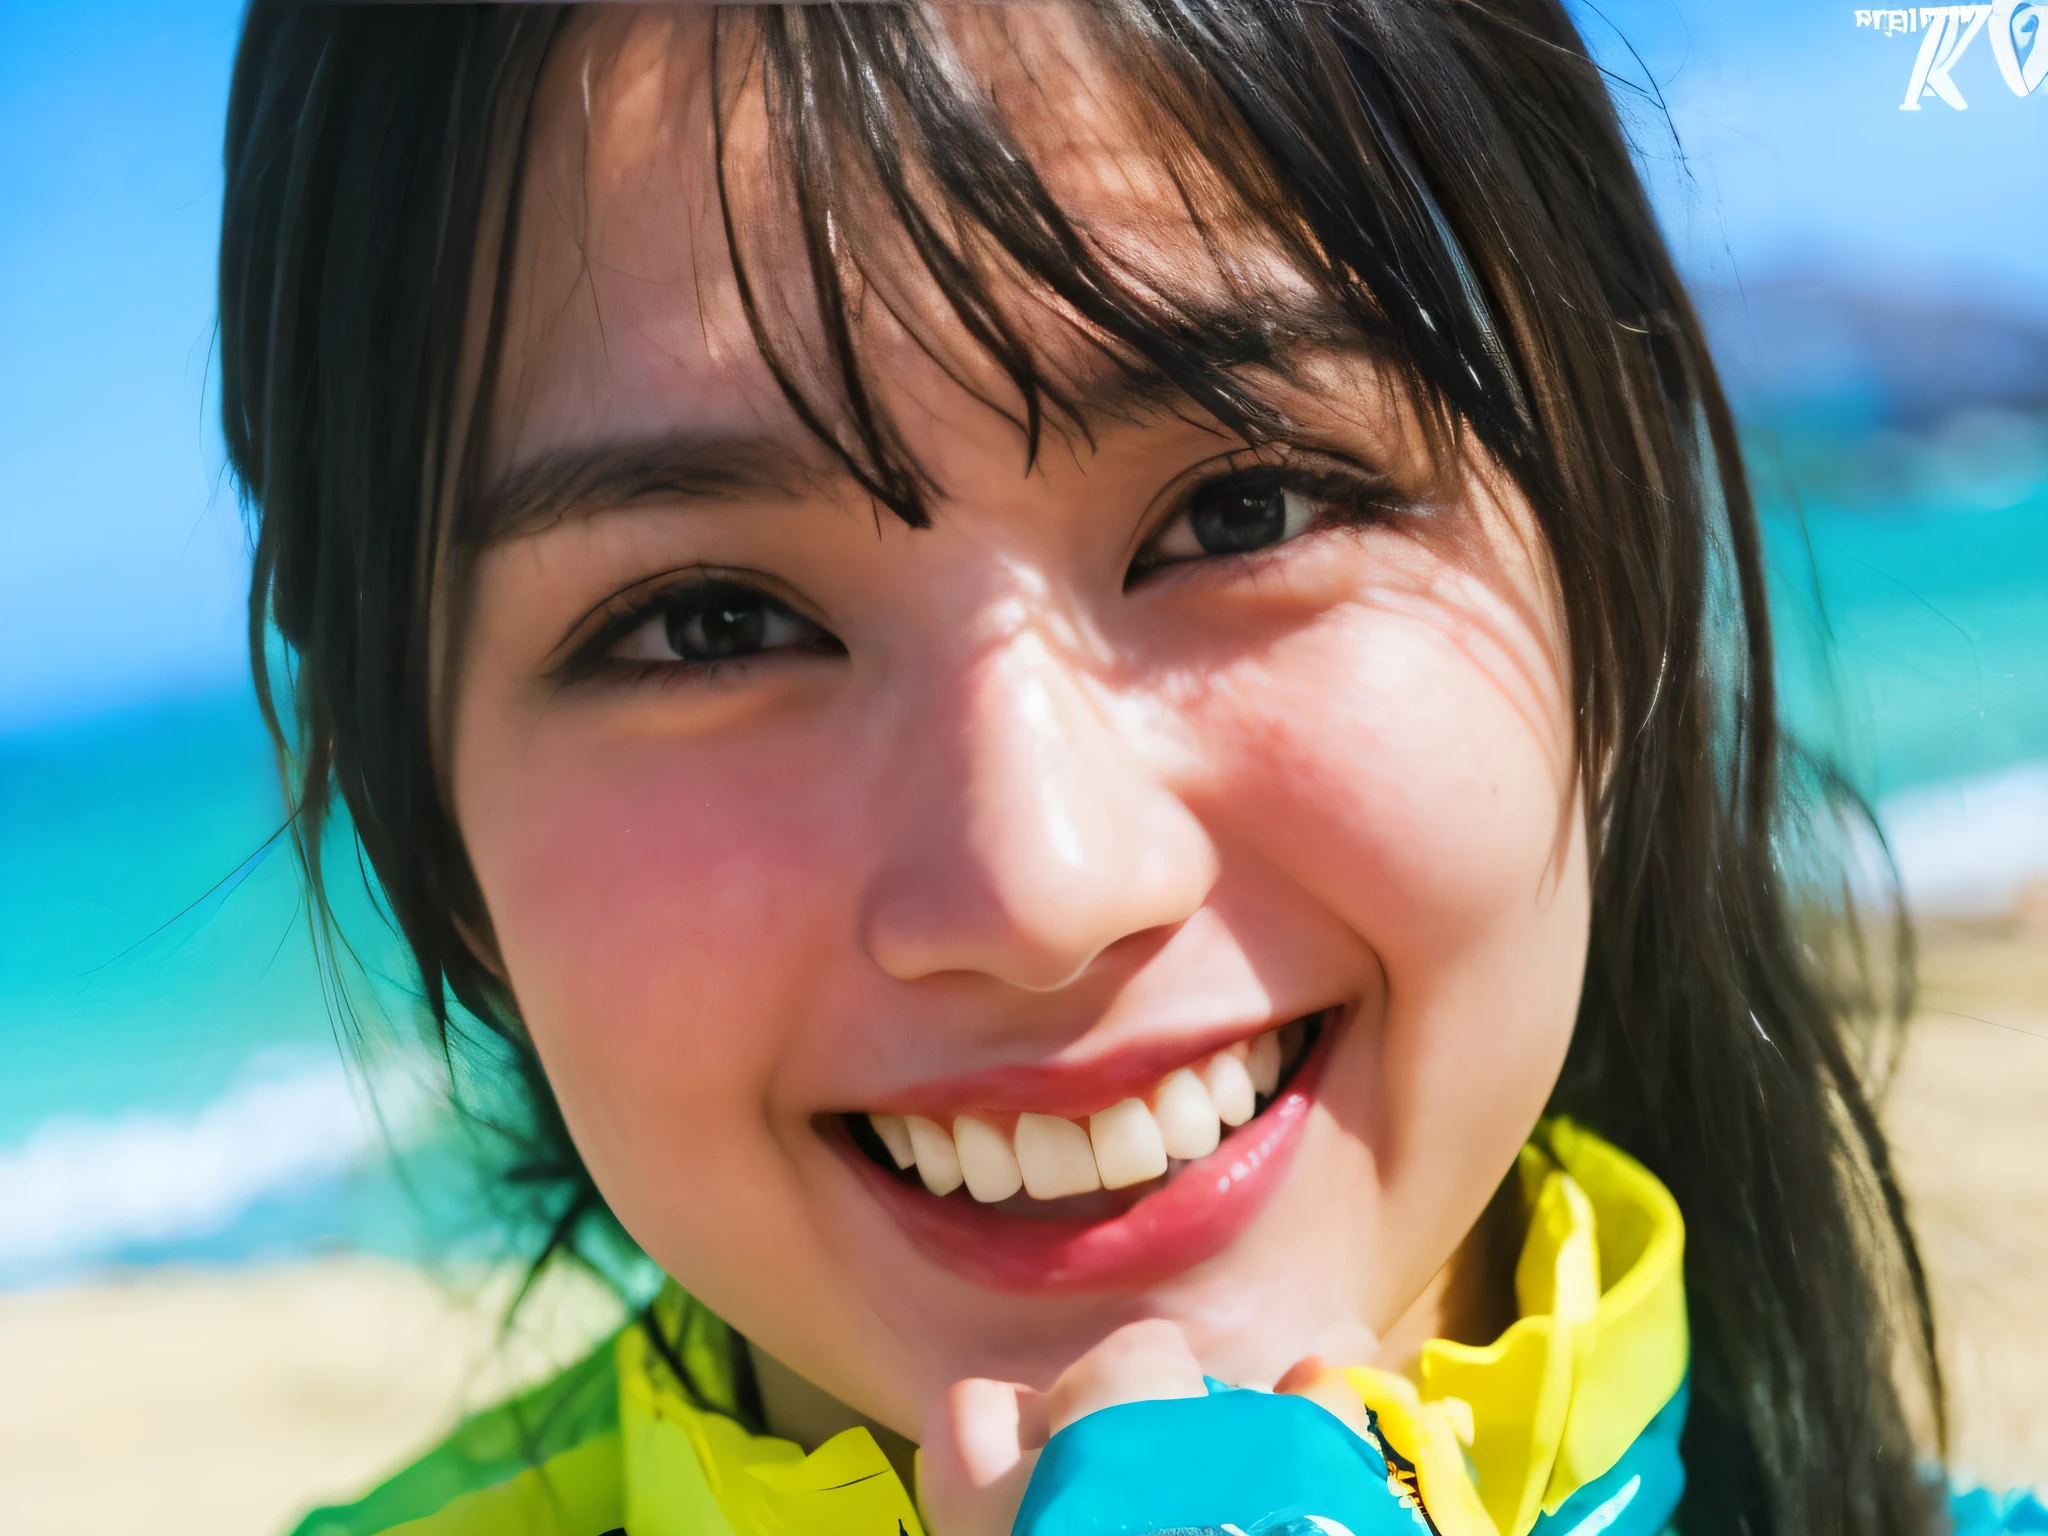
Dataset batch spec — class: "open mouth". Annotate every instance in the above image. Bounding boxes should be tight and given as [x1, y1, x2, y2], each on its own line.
[832, 1010, 1332, 1293]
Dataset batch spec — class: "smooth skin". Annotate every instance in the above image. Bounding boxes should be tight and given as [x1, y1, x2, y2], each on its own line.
[446, 6, 1589, 1512]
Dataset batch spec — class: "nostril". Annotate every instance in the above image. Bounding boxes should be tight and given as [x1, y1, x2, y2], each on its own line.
[860, 895, 1161, 993]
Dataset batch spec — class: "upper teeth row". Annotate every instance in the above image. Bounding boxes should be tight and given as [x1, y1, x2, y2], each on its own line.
[868, 1031, 1283, 1202]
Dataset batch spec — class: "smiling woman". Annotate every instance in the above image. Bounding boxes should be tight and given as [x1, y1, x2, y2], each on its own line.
[220, 6, 1949, 1536]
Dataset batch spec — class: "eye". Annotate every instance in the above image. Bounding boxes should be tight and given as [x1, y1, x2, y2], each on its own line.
[610, 579, 834, 666]
[1131, 462, 1367, 581]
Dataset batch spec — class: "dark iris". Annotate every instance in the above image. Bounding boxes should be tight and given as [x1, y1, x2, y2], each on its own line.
[663, 582, 777, 662]
[1186, 470, 1288, 554]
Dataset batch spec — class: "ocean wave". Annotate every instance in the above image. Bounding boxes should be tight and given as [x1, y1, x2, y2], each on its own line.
[0, 1053, 435, 1281]
[1878, 759, 2048, 915]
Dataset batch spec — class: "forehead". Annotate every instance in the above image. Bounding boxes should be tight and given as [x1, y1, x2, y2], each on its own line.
[488, 4, 1323, 480]
[491, 9, 746, 466]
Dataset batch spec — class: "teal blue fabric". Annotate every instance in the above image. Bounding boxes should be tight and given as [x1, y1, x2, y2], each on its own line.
[1949, 1485, 2048, 1536]
[1013, 1378, 1696, 1536]
[1527, 1379, 1688, 1536]
[1013, 1381, 1429, 1536]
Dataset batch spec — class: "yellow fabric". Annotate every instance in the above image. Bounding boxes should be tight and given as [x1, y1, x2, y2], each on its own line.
[378, 1432, 624, 1536]
[1345, 1117, 1689, 1536]
[1341, 1370, 1494, 1536]
[355, 1118, 1682, 1536]
[381, 1308, 924, 1536]
[618, 1321, 927, 1536]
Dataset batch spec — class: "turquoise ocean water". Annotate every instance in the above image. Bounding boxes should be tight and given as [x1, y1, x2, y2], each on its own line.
[0, 697, 494, 1285]
[2, 476, 2042, 1288]
[1769, 493, 2048, 795]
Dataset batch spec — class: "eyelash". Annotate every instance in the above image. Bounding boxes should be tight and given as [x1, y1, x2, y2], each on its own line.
[557, 575, 838, 687]
[558, 455, 1402, 685]
[1125, 455, 1403, 585]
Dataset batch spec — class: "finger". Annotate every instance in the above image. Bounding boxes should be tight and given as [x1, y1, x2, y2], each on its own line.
[947, 1377, 1034, 1486]
[1044, 1318, 1207, 1437]
[1273, 1354, 1329, 1395]
[1272, 1354, 1375, 1439]
[918, 1377, 1045, 1536]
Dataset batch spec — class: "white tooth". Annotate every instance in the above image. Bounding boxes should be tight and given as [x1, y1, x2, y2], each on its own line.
[1089, 1097, 1169, 1189]
[1247, 1032, 1281, 1097]
[953, 1115, 1024, 1203]
[1201, 1051, 1257, 1127]
[1151, 1068, 1222, 1160]
[1013, 1112, 1102, 1199]
[904, 1114, 963, 1196]
[869, 1113, 916, 1170]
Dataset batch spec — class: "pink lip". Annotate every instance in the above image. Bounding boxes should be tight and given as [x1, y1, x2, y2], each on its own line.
[839, 1029, 1327, 1295]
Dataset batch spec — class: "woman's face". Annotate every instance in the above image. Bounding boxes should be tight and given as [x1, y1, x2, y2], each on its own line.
[448, 9, 1588, 1438]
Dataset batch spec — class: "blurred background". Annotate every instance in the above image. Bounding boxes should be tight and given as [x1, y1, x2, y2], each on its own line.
[2, 3, 2042, 1530]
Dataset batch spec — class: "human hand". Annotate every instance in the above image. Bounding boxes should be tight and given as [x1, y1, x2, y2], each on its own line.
[918, 1321, 1375, 1536]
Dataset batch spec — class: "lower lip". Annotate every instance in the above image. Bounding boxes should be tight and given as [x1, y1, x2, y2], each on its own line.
[841, 1033, 1327, 1295]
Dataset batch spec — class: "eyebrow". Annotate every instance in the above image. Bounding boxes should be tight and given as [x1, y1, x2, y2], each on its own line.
[1057, 289, 1365, 423]
[468, 431, 840, 546]
[468, 291, 1369, 545]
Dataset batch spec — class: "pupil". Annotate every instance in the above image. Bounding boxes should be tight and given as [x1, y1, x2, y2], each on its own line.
[669, 586, 768, 661]
[1189, 475, 1286, 554]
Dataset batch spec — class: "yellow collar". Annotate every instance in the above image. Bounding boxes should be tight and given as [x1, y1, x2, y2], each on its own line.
[1343, 1118, 1689, 1536]
[616, 1297, 928, 1536]
[577, 1118, 1685, 1536]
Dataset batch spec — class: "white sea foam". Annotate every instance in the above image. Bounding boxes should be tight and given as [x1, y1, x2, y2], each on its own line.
[1876, 759, 2048, 915]
[0, 1052, 436, 1280]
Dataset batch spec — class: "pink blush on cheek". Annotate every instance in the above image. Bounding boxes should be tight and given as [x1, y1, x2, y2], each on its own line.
[1188, 611, 1579, 950]
[459, 738, 883, 1296]
[472, 736, 854, 1099]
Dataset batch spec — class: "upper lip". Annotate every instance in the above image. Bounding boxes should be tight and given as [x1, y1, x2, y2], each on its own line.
[854, 1010, 1329, 1122]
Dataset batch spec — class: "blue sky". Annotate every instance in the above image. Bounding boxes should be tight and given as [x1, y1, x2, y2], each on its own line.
[1, 0, 2042, 731]
[1588, 0, 2048, 304]
[0, 3, 246, 728]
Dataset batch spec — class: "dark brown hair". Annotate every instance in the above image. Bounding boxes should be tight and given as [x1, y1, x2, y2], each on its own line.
[220, 5, 1942, 1533]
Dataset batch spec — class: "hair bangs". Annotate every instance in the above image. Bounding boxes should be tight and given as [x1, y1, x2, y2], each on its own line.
[701, 1, 1527, 529]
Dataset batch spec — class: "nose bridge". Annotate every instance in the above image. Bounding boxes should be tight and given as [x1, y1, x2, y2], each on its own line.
[862, 603, 1219, 992]
[982, 625, 1112, 876]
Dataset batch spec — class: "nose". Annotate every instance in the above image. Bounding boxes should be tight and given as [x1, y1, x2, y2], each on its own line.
[860, 628, 1219, 992]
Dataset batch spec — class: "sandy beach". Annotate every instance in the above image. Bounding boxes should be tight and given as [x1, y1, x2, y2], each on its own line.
[4, 907, 2044, 1535]
[1884, 896, 2048, 1486]
[0, 1258, 628, 1536]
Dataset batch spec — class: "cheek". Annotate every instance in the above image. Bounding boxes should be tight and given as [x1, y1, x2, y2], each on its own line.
[454, 714, 854, 1177]
[1182, 564, 1588, 1268]
[1195, 573, 1581, 955]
